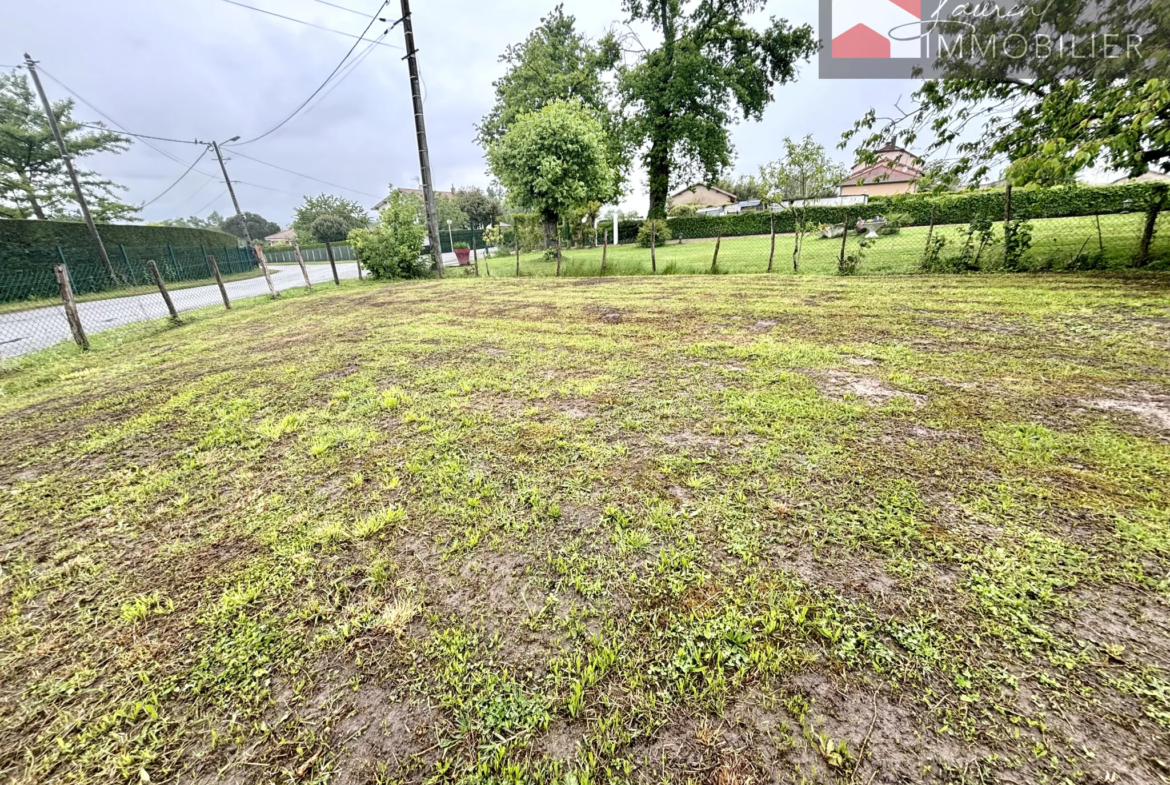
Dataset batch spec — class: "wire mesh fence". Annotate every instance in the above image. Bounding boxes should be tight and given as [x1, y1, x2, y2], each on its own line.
[0, 243, 361, 364]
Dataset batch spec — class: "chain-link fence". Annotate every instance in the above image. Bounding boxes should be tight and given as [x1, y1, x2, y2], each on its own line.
[478, 196, 1169, 278]
[0, 243, 361, 364]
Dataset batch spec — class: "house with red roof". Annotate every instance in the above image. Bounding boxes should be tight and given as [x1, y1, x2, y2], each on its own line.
[838, 140, 924, 197]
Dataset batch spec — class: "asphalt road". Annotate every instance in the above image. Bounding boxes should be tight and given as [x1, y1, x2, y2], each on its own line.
[0, 263, 361, 360]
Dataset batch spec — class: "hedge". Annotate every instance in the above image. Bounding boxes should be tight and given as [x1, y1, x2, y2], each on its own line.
[657, 182, 1168, 241]
[0, 219, 240, 253]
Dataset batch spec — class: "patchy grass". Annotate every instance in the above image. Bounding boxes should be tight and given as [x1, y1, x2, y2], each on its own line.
[2, 273, 1169, 784]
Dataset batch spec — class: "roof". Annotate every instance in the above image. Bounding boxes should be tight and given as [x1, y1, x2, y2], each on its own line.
[264, 228, 296, 242]
[839, 163, 921, 187]
[1111, 171, 1170, 185]
[669, 183, 737, 201]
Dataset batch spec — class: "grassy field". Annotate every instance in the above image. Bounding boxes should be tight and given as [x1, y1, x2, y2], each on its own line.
[470, 214, 1170, 278]
[2, 273, 1169, 784]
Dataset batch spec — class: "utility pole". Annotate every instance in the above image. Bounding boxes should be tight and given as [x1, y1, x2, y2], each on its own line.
[24, 53, 118, 284]
[212, 139, 252, 245]
[399, 0, 444, 277]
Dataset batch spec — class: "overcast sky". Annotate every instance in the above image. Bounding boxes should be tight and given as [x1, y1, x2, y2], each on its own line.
[5, 0, 932, 226]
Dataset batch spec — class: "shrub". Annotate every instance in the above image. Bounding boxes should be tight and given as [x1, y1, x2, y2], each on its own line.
[453, 242, 470, 250]
[636, 219, 671, 247]
[482, 225, 503, 249]
[310, 215, 349, 244]
[348, 192, 429, 279]
[879, 212, 912, 235]
[668, 204, 698, 218]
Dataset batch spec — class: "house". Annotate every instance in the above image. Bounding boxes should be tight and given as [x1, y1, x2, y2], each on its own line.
[838, 140, 924, 197]
[373, 186, 457, 212]
[668, 183, 737, 209]
[264, 228, 296, 245]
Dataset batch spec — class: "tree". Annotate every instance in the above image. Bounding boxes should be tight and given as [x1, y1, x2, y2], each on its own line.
[0, 70, 139, 221]
[712, 174, 768, 203]
[349, 189, 428, 279]
[486, 99, 617, 272]
[842, 0, 1168, 187]
[617, 1, 817, 217]
[292, 194, 369, 242]
[453, 187, 503, 229]
[760, 136, 848, 272]
[220, 212, 281, 241]
[151, 211, 226, 230]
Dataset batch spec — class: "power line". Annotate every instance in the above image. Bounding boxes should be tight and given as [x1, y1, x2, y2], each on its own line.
[141, 147, 211, 208]
[235, 180, 303, 196]
[306, 0, 371, 17]
[226, 0, 391, 146]
[194, 189, 229, 215]
[218, 0, 399, 48]
[37, 66, 220, 179]
[170, 176, 216, 209]
[76, 122, 205, 146]
[228, 149, 379, 197]
[300, 30, 387, 118]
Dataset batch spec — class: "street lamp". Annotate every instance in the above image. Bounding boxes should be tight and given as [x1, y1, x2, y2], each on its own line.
[446, 219, 455, 260]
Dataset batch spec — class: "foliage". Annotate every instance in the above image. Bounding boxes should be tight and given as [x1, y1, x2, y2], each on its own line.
[220, 212, 281, 242]
[842, 1, 1168, 187]
[486, 99, 617, 227]
[453, 187, 503, 229]
[477, 4, 627, 189]
[668, 203, 697, 218]
[759, 136, 847, 203]
[482, 224, 503, 250]
[151, 212, 226, 231]
[0, 217, 237, 252]
[292, 194, 369, 242]
[508, 212, 547, 252]
[0, 70, 139, 222]
[1001, 220, 1034, 272]
[453, 242, 469, 251]
[347, 190, 428, 279]
[617, 0, 818, 216]
[309, 215, 349, 245]
[636, 219, 670, 247]
[712, 174, 767, 203]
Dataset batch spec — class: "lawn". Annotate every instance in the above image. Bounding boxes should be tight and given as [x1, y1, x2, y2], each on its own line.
[2, 273, 1169, 784]
[471, 213, 1170, 278]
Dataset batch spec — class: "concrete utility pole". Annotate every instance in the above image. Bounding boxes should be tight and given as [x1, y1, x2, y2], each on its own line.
[24, 53, 117, 284]
[212, 139, 252, 245]
[399, 0, 444, 277]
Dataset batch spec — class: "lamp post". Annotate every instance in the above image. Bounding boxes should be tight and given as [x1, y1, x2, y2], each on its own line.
[446, 219, 455, 262]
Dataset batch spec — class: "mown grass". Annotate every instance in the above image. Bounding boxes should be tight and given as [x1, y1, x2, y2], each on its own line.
[473, 213, 1170, 278]
[1, 273, 1169, 784]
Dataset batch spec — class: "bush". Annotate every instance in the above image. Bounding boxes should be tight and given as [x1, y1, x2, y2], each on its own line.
[453, 242, 469, 250]
[668, 204, 698, 218]
[878, 212, 912, 235]
[636, 219, 671, 247]
[349, 192, 429, 279]
[310, 215, 349, 244]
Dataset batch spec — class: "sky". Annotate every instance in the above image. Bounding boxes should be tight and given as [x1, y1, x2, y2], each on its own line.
[4, 0, 944, 227]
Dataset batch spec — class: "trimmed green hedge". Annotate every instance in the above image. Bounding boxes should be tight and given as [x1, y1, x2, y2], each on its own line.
[0, 219, 240, 253]
[657, 182, 1168, 241]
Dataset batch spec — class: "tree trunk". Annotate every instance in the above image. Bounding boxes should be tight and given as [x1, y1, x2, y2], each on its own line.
[646, 134, 672, 219]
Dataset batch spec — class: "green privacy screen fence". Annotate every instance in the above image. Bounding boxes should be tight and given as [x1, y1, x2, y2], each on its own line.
[264, 228, 489, 263]
[0, 244, 257, 303]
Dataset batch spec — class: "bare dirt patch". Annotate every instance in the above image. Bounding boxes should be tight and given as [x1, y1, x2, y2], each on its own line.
[816, 371, 927, 407]
[1086, 392, 1170, 433]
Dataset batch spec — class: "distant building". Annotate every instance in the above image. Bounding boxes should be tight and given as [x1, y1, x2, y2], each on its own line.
[839, 140, 924, 197]
[373, 186, 457, 212]
[264, 228, 296, 245]
[1111, 171, 1170, 185]
[668, 183, 737, 209]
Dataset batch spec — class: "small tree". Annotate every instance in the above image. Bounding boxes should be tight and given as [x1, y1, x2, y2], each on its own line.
[293, 194, 369, 242]
[221, 212, 282, 242]
[349, 190, 429, 279]
[453, 186, 503, 229]
[486, 99, 616, 274]
[759, 136, 847, 272]
[311, 214, 349, 285]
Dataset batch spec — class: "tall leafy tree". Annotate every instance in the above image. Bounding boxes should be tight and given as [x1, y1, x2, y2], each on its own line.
[712, 174, 767, 202]
[220, 212, 281, 242]
[842, 0, 1168, 186]
[453, 187, 503, 229]
[292, 193, 369, 242]
[0, 70, 138, 221]
[618, 0, 817, 217]
[487, 99, 617, 272]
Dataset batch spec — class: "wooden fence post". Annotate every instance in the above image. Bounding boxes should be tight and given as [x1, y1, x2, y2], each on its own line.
[555, 229, 562, 277]
[650, 220, 657, 273]
[325, 241, 340, 285]
[767, 212, 776, 273]
[293, 242, 312, 289]
[601, 228, 608, 276]
[254, 245, 277, 298]
[119, 245, 133, 284]
[711, 230, 722, 273]
[473, 235, 480, 277]
[147, 260, 180, 322]
[54, 263, 88, 350]
[839, 212, 851, 269]
[1096, 214, 1104, 253]
[207, 255, 231, 310]
[1003, 183, 1014, 260]
[921, 205, 937, 266]
[515, 229, 521, 277]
